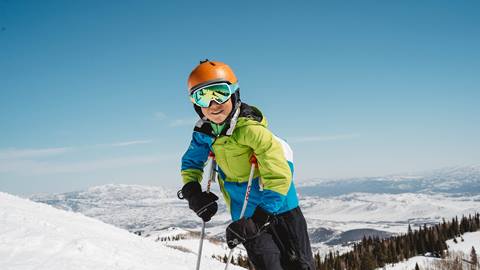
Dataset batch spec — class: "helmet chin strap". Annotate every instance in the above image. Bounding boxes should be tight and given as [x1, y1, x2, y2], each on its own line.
[224, 100, 242, 136]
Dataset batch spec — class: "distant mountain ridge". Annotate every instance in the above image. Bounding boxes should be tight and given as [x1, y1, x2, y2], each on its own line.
[30, 184, 173, 212]
[31, 184, 229, 232]
[297, 164, 480, 196]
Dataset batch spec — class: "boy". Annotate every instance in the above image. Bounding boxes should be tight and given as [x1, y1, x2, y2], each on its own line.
[180, 60, 315, 270]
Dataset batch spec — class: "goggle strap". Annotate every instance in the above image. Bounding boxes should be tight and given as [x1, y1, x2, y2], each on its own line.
[190, 80, 230, 94]
[190, 81, 239, 95]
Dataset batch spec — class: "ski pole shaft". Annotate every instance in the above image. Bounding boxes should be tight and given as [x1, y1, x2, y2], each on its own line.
[224, 247, 235, 270]
[195, 152, 216, 270]
[239, 157, 256, 218]
[224, 155, 257, 270]
[196, 221, 206, 270]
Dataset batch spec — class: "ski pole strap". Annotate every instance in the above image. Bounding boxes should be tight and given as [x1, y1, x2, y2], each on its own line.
[177, 190, 184, 200]
[207, 152, 216, 193]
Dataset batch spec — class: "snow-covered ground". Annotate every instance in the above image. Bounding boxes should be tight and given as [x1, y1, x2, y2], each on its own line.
[0, 192, 243, 270]
[301, 192, 480, 234]
[145, 227, 247, 262]
[380, 231, 480, 270]
[380, 256, 441, 270]
[446, 231, 480, 253]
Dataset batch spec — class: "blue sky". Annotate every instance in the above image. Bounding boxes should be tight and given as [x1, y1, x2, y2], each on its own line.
[1, 0, 479, 195]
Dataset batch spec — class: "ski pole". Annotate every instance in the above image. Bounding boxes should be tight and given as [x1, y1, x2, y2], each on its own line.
[224, 155, 257, 270]
[206, 152, 216, 194]
[195, 152, 216, 270]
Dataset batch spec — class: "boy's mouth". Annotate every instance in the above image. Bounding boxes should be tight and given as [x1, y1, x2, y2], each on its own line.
[211, 110, 223, 115]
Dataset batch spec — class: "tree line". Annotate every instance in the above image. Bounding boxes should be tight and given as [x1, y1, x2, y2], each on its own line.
[157, 234, 185, 242]
[314, 213, 480, 270]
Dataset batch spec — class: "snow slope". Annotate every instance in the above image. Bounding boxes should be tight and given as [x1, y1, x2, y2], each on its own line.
[145, 228, 247, 262]
[0, 192, 243, 270]
[380, 231, 480, 270]
[446, 231, 480, 253]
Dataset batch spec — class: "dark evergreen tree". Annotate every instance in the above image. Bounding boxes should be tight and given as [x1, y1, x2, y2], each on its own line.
[471, 246, 478, 270]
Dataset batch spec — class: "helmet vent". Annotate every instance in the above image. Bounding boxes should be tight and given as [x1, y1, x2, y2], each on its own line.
[200, 59, 215, 65]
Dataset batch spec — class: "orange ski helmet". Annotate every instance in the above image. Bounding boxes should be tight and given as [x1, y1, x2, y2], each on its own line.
[188, 59, 238, 93]
[187, 59, 242, 119]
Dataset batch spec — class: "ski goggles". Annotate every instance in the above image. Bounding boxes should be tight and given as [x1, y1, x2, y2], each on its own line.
[189, 82, 238, 108]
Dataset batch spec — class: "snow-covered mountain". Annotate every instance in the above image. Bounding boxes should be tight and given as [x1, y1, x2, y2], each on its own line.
[0, 192, 244, 270]
[29, 165, 480, 257]
[30, 184, 230, 233]
[297, 164, 480, 196]
[29, 184, 227, 235]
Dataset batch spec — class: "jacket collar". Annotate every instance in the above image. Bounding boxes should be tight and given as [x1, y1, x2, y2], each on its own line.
[194, 103, 264, 137]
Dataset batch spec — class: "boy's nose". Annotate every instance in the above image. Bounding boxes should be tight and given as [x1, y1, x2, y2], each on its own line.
[209, 101, 222, 108]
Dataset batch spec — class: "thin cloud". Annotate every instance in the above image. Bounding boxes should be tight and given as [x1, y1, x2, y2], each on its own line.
[288, 133, 360, 143]
[169, 118, 197, 127]
[157, 111, 195, 127]
[1, 139, 153, 161]
[0, 155, 170, 175]
[154, 112, 167, 120]
[0, 147, 73, 159]
[105, 140, 153, 147]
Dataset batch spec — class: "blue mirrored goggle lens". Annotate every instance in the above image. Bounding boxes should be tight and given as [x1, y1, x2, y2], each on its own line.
[190, 84, 232, 108]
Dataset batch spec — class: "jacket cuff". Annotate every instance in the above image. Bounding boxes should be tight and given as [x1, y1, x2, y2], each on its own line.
[251, 206, 272, 226]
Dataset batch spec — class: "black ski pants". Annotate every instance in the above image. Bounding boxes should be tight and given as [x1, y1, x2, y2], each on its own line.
[242, 206, 315, 270]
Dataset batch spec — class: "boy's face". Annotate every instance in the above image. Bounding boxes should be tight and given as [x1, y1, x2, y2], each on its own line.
[201, 98, 233, 124]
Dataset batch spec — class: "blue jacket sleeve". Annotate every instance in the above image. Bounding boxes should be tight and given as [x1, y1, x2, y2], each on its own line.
[181, 131, 214, 184]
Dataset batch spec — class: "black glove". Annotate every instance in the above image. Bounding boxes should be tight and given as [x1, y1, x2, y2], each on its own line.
[181, 182, 218, 222]
[226, 206, 272, 249]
